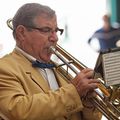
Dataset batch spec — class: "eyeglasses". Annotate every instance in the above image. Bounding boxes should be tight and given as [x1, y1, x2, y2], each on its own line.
[25, 25, 64, 36]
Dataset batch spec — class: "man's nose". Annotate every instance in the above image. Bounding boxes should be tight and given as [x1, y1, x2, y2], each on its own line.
[49, 32, 58, 42]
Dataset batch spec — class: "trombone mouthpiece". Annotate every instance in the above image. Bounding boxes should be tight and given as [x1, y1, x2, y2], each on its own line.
[50, 46, 56, 52]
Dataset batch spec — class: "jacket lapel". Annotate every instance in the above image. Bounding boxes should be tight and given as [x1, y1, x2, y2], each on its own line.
[53, 68, 69, 87]
[13, 49, 50, 92]
[28, 70, 50, 92]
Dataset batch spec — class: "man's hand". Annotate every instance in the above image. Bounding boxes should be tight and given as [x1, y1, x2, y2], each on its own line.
[71, 68, 100, 97]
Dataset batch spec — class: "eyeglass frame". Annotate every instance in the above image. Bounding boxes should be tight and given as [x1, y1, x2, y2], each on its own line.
[23, 25, 64, 36]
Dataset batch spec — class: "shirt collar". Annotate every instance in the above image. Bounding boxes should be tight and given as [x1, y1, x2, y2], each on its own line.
[15, 46, 36, 62]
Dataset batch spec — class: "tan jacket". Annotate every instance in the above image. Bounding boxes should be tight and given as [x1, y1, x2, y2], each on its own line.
[0, 49, 102, 120]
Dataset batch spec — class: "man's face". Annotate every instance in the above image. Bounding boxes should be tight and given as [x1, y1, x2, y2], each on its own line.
[16, 15, 59, 62]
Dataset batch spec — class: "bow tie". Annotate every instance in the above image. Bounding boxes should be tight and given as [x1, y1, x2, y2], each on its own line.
[32, 60, 55, 69]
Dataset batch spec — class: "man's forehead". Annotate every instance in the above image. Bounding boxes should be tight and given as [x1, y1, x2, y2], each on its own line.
[33, 15, 57, 26]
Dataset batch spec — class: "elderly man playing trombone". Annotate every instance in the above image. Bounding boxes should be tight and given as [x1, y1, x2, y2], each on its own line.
[0, 3, 102, 120]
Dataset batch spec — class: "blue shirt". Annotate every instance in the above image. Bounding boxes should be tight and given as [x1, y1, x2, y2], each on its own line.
[88, 27, 120, 52]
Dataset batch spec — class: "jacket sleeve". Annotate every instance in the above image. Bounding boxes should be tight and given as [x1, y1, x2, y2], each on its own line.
[82, 107, 102, 120]
[81, 96, 102, 120]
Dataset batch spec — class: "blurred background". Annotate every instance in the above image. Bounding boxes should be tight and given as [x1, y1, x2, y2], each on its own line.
[1, 0, 120, 67]
[0, 0, 120, 119]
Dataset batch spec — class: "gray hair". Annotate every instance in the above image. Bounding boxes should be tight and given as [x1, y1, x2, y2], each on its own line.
[12, 3, 56, 30]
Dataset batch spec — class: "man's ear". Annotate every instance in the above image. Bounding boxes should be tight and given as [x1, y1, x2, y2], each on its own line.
[15, 25, 27, 41]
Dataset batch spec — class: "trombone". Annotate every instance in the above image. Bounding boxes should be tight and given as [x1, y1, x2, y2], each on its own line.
[7, 18, 120, 120]
[50, 45, 120, 120]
